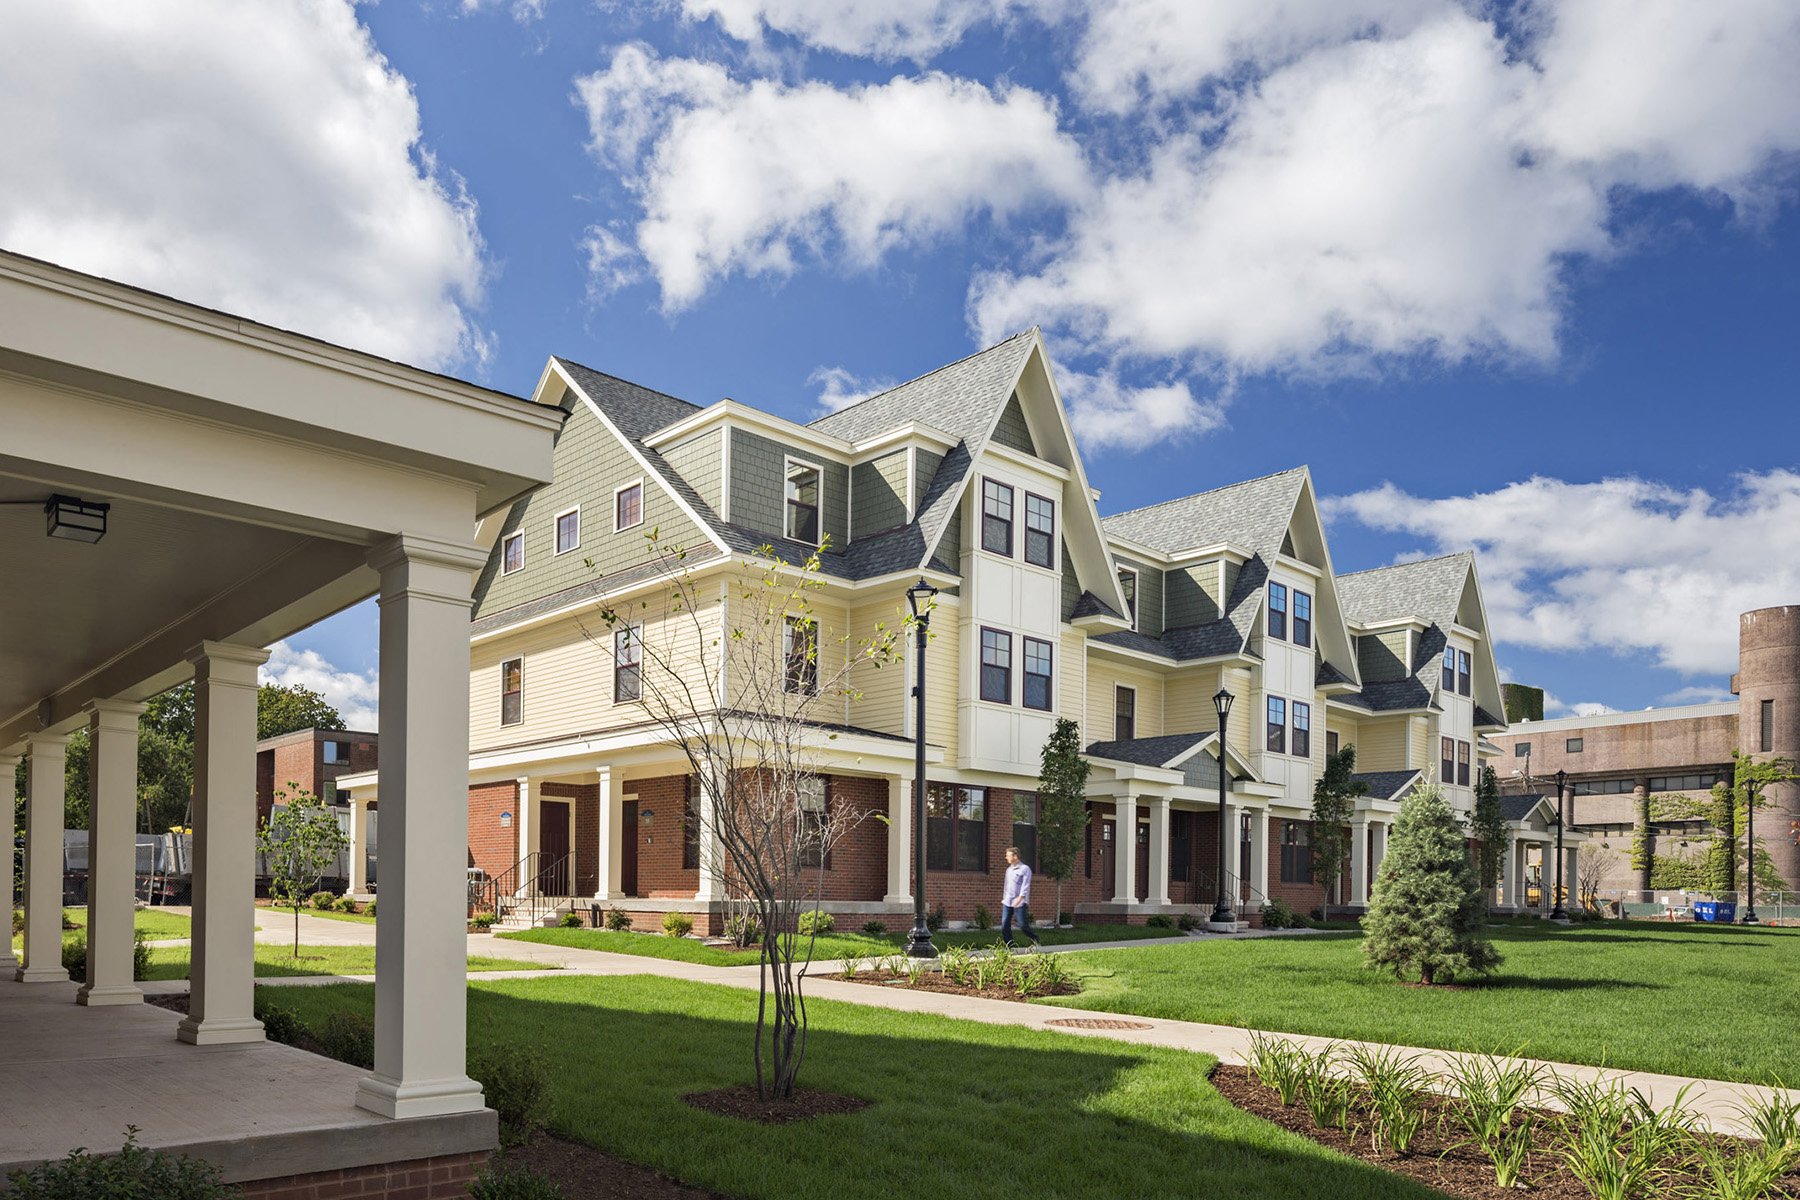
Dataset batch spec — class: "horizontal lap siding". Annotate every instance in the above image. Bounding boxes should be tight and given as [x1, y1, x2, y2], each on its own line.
[847, 597, 910, 737]
[1166, 667, 1224, 736]
[1087, 661, 1165, 741]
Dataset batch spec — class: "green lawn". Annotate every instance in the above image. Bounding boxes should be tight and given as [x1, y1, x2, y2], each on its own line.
[268, 905, 377, 925]
[266, 974, 1434, 1200]
[1052, 921, 1800, 1084]
[12, 907, 194, 951]
[140, 943, 545, 981]
[499, 922, 1180, 967]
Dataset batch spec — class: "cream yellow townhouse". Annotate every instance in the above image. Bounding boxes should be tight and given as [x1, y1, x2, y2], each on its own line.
[340, 329, 1574, 929]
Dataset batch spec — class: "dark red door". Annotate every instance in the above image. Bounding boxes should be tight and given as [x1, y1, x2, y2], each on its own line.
[1135, 820, 1150, 901]
[1099, 819, 1116, 899]
[621, 800, 640, 897]
[538, 800, 571, 894]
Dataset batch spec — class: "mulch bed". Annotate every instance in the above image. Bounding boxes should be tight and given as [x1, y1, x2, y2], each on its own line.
[496, 1135, 731, 1200]
[832, 970, 1080, 1000]
[1211, 1064, 1800, 1200]
[681, 1084, 870, 1125]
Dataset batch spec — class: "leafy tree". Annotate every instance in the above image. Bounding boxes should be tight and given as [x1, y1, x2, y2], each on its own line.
[1036, 717, 1090, 925]
[1309, 745, 1367, 912]
[256, 683, 347, 741]
[1363, 783, 1500, 986]
[257, 784, 347, 955]
[1469, 765, 1507, 891]
[1657, 750, 1797, 894]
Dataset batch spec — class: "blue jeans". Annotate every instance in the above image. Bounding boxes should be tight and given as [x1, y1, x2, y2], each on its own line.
[1001, 903, 1040, 947]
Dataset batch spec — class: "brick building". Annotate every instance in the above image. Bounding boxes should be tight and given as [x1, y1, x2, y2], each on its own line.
[345, 332, 1549, 931]
[1490, 605, 1800, 902]
[255, 727, 378, 823]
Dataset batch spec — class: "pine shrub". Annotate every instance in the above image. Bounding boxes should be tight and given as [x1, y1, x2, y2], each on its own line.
[1362, 783, 1500, 985]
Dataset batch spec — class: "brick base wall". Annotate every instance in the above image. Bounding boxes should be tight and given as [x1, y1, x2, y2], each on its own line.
[236, 1151, 486, 1199]
[468, 781, 520, 885]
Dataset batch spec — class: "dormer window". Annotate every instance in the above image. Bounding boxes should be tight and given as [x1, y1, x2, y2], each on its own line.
[981, 479, 1014, 556]
[785, 461, 821, 544]
[1268, 582, 1288, 640]
[1293, 590, 1312, 648]
[1118, 568, 1138, 630]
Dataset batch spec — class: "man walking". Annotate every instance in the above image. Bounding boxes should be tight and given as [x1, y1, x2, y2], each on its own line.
[1000, 846, 1042, 949]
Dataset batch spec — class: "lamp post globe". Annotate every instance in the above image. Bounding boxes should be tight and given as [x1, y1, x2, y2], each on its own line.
[905, 578, 939, 958]
[1550, 768, 1569, 922]
[1210, 688, 1235, 926]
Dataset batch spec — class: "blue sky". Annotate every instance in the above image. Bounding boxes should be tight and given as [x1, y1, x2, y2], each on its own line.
[5, 1, 1800, 727]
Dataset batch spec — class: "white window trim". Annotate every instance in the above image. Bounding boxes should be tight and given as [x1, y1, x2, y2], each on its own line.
[552, 504, 582, 556]
[1118, 566, 1139, 631]
[501, 656, 524, 726]
[500, 530, 525, 575]
[1115, 683, 1136, 737]
[614, 478, 645, 533]
[784, 455, 824, 547]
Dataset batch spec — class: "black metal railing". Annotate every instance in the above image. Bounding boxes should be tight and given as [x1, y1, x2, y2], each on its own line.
[478, 850, 572, 928]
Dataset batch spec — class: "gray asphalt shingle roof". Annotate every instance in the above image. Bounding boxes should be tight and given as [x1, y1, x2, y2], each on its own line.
[1501, 793, 1551, 822]
[1351, 769, 1422, 801]
[1101, 467, 1307, 557]
[1336, 551, 1473, 628]
[1084, 733, 1215, 768]
[1070, 591, 1123, 621]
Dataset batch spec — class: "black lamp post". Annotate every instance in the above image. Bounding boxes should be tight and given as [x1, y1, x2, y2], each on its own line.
[1549, 768, 1568, 921]
[1742, 778, 1761, 925]
[905, 578, 939, 959]
[1211, 688, 1235, 926]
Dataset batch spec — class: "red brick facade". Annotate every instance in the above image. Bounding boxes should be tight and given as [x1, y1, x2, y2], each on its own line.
[467, 780, 519, 884]
[256, 728, 378, 823]
[235, 1151, 485, 1199]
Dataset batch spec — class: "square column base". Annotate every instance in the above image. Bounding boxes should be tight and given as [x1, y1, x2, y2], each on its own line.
[178, 1016, 266, 1045]
[356, 1073, 487, 1120]
[882, 892, 913, 905]
[16, 965, 70, 984]
[0, 950, 18, 973]
[77, 983, 144, 1006]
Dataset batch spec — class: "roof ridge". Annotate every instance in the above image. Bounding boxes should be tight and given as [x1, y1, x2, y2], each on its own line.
[1336, 549, 1474, 579]
[553, 356, 704, 415]
[806, 328, 1036, 429]
[1102, 465, 1308, 524]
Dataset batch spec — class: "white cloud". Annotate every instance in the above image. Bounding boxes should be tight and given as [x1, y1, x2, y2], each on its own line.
[1058, 368, 1225, 453]
[808, 365, 894, 415]
[575, 45, 1088, 310]
[1544, 695, 1617, 719]
[1660, 685, 1736, 706]
[1325, 470, 1800, 677]
[678, 0, 1024, 62]
[262, 641, 380, 732]
[0, 1, 490, 371]
[460, 0, 547, 20]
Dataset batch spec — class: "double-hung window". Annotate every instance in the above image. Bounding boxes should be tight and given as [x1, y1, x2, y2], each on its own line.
[1457, 740, 1471, 786]
[1440, 736, 1455, 784]
[1456, 649, 1471, 696]
[784, 617, 818, 696]
[980, 628, 1012, 703]
[926, 783, 987, 872]
[981, 479, 1014, 556]
[1442, 646, 1456, 692]
[1293, 590, 1312, 648]
[615, 481, 643, 532]
[1118, 568, 1138, 630]
[1326, 729, 1340, 758]
[501, 531, 524, 575]
[1115, 686, 1136, 741]
[1011, 792, 1039, 870]
[1022, 636, 1053, 711]
[1266, 696, 1286, 753]
[1292, 701, 1311, 758]
[613, 625, 642, 702]
[500, 658, 523, 726]
[1268, 583, 1288, 640]
[797, 776, 829, 868]
[1280, 822, 1313, 884]
[1023, 493, 1055, 568]
[554, 507, 581, 555]
[785, 461, 820, 545]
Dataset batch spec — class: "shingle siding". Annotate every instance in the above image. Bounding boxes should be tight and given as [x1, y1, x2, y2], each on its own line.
[1358, 631, 1409, 682]
[473, 403, 705, 620]
[1115, 555, 1164, 637]
[991, 392, 1036, 454]
[660, 428, 724, 514]
[914, 447, 944, 510]
[1060, 541, 1081, 621]
[851, 449, 909, 538]
[1165, 563, 1222, 629]
[728, 427, 849, 547]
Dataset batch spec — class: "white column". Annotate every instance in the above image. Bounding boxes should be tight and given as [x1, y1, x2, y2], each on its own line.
[180, 642, 268, 1045]
[1499, 834, 1517, 908]
[1113, 795, 1136, 904]
[1372, 821, 1389, 881]
[695, 775, 723, 900]
[347, 798, 371, 898]
[1146, 797, 1172, 905]
[0, 752, 19, 974]
[884, 775, 912, 904]
[1248, 806, 1270, 901]
[80, 699, 145, 1006]
[357, 535, 487, 1120]
[1349, 819, 1370, 907]
[515, 775, 534, 889]
[594, 767, 624, 900]
[17, 735, 68, 982]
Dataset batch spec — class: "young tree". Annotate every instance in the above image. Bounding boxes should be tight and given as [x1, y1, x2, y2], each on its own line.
[256, 784, 348, 956]
[1577, 844, 1618, 911]
[1036, 717, 1090, 926]
[1363, 783, 1500, 986]
[1469, 764, 1507, 894]
[588, 532, 905, 1101]
[1309, 745, 1367, 913]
